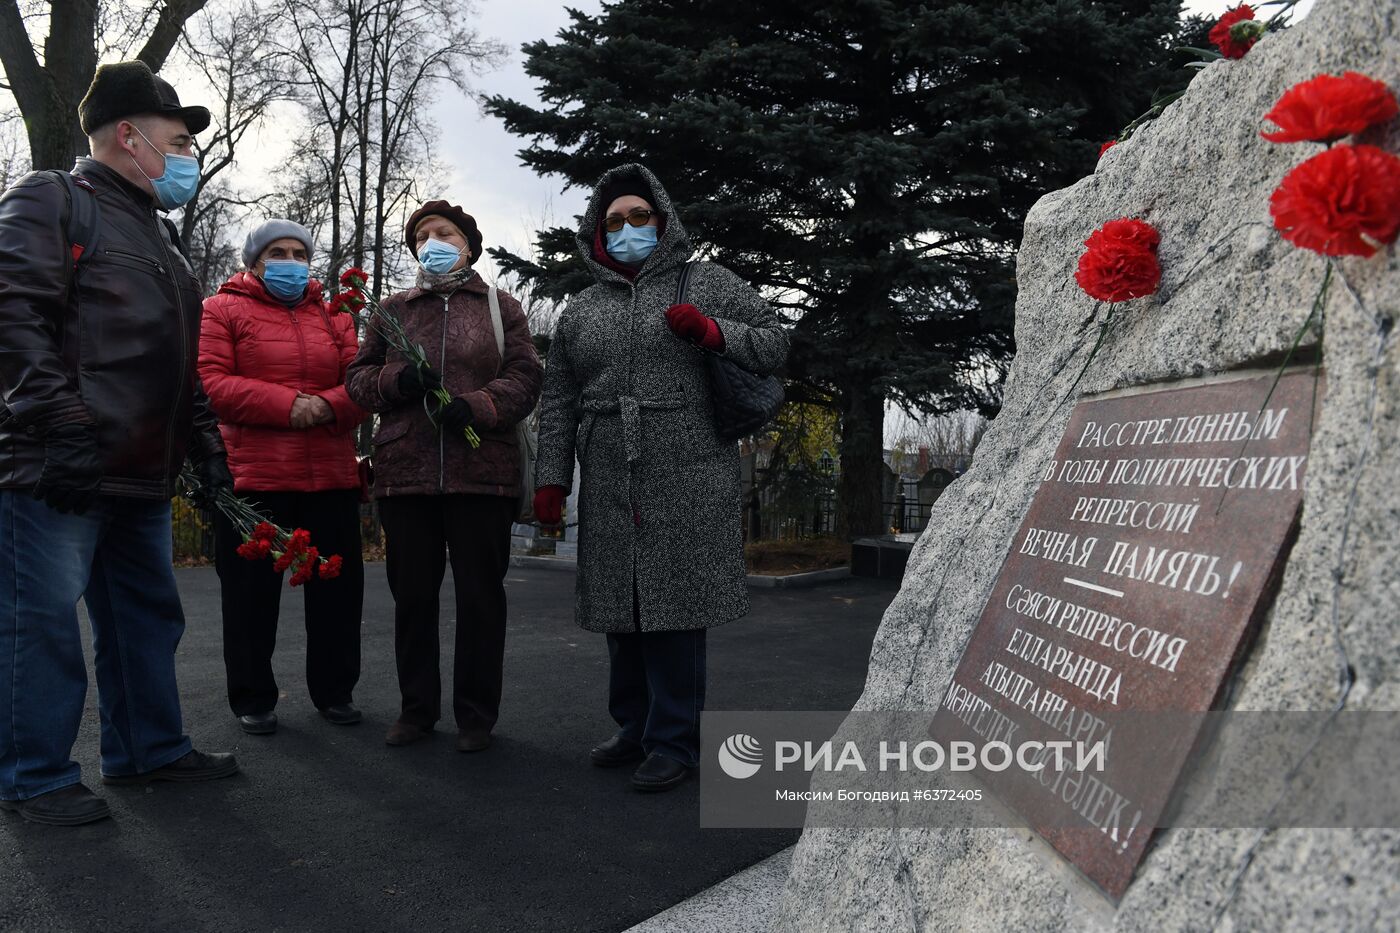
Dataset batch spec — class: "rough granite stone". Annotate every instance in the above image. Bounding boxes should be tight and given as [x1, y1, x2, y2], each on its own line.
[774, 1, 1400, 929]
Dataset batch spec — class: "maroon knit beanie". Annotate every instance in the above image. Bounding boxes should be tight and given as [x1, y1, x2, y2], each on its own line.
[405, 200, 483, 263]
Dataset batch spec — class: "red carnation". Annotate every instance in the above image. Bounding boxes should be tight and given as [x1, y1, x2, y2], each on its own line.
[290, 547, 320, 587]
[286, 528, 312, 556]
[251, 521, 278, 542]
[1270, 144, 1400, 257]
[1210, 5, 1261, 60]
[1075, 218, 1162, 303]
[1075, 248, 1162, 302]
[319, 554, 343, 580]
[330, 290, 366, 315]
[1098, 140, 1117, 160]
[1262, 72, 1399, 144]
[236, 539, 262, 560]
[1084, 218, 1160, 253]
[339, 267, 369, 289]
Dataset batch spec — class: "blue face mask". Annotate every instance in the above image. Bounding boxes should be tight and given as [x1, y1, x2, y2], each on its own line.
[605, 224, 658, 265]
[418, 238, 466, 275]
[261, 260, 309, 302]
[130, 125, 200, 210]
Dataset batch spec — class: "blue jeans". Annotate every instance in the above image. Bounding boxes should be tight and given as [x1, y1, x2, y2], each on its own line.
[0, 492, 192, 800]
[607, 628, 707, 767]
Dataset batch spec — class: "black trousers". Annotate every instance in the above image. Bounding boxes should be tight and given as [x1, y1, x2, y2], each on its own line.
[214, 489, 364, 716]
[378, 494, 515, 733]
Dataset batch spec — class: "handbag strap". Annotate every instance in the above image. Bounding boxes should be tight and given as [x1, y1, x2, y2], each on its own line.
[487, 285, 505, 375]
[674, 260, 697, 306]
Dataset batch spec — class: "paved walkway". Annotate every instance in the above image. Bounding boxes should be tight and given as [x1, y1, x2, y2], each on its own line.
[1, 564, 896, 933]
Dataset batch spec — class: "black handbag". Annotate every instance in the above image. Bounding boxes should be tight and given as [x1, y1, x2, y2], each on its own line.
[675, 261, 785, 441]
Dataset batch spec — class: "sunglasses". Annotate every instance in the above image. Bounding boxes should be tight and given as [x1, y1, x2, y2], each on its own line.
[603, 208, 657, 233]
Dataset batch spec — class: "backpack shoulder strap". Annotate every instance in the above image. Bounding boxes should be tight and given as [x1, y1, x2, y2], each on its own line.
[45, 170, 100, 275]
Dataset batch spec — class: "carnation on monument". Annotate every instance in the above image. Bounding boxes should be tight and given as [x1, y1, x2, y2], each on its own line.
[1262, 72, 1399, 144]
[1210, 4, 1259, 59]
[1075, 218, 1162, 303]
[1270, 144, 1400, 257]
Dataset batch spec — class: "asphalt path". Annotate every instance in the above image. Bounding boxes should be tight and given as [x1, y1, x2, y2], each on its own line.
[1, 564, 896, 933]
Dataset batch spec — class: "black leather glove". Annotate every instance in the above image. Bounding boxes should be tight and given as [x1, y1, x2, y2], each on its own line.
[433, 397, 476, 434]
[396, 363, 443, 401]
[191, 453, 235, 510]
[32, 422, 103, 514]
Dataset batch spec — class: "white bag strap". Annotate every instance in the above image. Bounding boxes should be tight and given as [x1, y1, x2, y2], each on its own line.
[487, 286, 505, 370]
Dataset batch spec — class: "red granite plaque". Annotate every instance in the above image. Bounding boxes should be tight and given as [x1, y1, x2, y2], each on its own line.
[931, 370, 1323, 901]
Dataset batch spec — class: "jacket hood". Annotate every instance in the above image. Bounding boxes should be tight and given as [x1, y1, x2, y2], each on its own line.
[219, 270, 325, 308]
[576, 163, 692, 286]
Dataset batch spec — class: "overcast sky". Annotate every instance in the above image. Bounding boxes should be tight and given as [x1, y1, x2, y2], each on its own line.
[4, 0, 1315, 282]
[430, 0, 602, 279]
[431, 0, 1315, 282]
[0, 0, 1315, 290]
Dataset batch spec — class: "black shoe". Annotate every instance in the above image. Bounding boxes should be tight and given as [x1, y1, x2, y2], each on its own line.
[385, 721, 431, 746]
[237, 712, 278, 735]
[456, 729, 491, 753]
[0, 784, 110, 826]
[631, 753, 691, 792]
[590, 734, 645, 768]
[102, 749, 240, 786]
[319, 704, 362, 726]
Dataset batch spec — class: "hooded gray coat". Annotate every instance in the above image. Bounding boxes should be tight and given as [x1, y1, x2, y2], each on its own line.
[535, 164, 789, 633]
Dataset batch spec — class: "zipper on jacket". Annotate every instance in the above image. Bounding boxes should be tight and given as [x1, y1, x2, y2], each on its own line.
[289, 306, 315, 480]
[438, 293, 450, 494]
[103, 247, 167, 275]
[151, 208, 188, 494]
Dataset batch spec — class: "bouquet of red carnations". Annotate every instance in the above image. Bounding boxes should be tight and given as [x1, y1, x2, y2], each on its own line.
[181, 469, 341, 587]
[329, 266, 481, 449]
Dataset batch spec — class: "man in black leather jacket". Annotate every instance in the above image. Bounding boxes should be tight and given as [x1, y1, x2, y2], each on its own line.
[0, 61, 240, 827]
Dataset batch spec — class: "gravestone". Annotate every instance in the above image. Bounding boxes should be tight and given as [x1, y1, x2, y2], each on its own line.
[774, 1, 1400, 928]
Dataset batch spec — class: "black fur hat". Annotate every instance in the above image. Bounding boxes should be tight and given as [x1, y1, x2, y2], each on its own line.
[78, 61, 211, 136]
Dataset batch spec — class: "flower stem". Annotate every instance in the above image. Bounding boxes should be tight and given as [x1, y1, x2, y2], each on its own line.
[1062, 301, 1116, 402]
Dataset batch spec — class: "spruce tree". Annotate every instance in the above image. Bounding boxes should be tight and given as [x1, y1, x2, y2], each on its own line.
[487, 0, 1187, 538]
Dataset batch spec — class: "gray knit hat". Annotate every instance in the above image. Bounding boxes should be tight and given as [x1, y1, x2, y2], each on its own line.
[242, 219, 314, 268]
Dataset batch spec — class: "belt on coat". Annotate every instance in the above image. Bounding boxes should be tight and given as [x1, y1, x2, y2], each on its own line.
[579, 392, 685, 463]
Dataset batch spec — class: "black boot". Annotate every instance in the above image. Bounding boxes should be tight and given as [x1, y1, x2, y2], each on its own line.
[591, 734, 645, 767]
[102, 749, 239, 786]
[0, 784, 110, 826]
[631, 753, 690, 792]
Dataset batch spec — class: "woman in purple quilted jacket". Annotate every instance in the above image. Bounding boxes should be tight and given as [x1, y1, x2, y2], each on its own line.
[345, 201, 543, 752]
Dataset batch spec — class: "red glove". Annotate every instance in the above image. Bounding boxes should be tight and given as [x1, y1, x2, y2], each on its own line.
[534, 485, 566, 526]
[665, 304, 725, 352]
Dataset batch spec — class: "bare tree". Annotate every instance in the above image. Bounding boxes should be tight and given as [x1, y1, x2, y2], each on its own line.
[180, 178, 242, 287]
[495, 201, 565, 339]
[278, 0, 503, 297]
[0, 105, 28, 188]
[0, 0, 209, 170]
[170, 0, 294, 249]
[886, 408, 988, 474]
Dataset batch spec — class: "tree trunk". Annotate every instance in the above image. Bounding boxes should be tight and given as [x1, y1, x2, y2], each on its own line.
[0, 0, 205, 172]
[25, 86, 89, 170]
[835, 383, 886, 541]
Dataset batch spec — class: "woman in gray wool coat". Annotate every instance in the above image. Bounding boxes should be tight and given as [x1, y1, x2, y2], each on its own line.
[532, 163, 788, 792]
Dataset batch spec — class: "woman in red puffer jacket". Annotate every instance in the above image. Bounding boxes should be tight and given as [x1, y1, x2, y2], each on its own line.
[198, 218, 368, 737]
